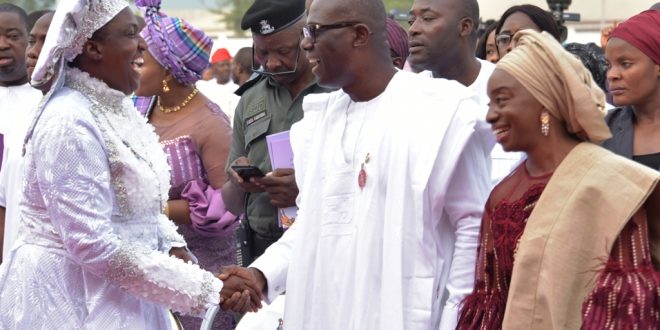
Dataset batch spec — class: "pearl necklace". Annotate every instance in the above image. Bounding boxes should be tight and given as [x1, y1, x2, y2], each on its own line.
[158, 87, 199, 113]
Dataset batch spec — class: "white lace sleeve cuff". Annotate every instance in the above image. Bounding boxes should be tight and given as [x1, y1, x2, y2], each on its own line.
[157, 214, 187, 252]
[106, 242, 222, 316]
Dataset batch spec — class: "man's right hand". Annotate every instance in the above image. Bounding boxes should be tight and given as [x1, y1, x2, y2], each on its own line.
[228, 157, 265, 193]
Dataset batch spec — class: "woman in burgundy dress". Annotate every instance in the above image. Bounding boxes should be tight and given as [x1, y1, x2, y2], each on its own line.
[457, 30, 660, 329]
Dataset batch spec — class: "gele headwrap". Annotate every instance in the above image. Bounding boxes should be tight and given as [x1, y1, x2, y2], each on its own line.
[497, 30, 612, 143]
[24, 0, 128, 156]
[386, 18, 409, 63]
[609, 9, 660, 65]
[31, 0, 128, 87]
[136, 0, 213, 85]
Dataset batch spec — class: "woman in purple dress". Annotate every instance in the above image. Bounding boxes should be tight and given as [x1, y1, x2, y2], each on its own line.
[133, 1, 238, 328]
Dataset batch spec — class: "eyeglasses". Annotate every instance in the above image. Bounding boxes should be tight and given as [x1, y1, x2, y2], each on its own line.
[251, 39, 302, 77]
[302, 22, 360, 43]
[495, 33, 514, 48]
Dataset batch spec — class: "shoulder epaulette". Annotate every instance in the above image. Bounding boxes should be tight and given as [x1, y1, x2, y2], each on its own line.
[234, 74, 266, 96]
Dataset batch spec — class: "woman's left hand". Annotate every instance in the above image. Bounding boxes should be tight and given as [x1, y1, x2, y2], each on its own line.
[169, 246, 195, 263]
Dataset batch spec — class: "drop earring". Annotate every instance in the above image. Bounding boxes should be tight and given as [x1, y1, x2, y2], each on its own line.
[540, 110, 550, 136]
[162, 79, 170, 93]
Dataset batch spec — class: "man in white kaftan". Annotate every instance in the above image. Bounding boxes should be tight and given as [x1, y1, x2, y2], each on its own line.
[0, 3, 226, 328]
[0, 3, 43, 261]
[0, 81, 41, 261]
[409, 0, 522, 186]
[249, 70, 491, 329]
[221, 0, 492, 328]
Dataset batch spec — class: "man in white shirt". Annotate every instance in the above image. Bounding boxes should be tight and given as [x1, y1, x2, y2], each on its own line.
[0, 3, 31, 165]
[0, 7, 49, 262]
[196, 48, 240, 124]
[408, 0, 522, 185]
[219, 0, 492, 328]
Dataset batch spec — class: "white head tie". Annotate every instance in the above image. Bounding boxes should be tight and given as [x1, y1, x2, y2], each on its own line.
[23, 0, 128, 156]
[31, 0, 128, 86]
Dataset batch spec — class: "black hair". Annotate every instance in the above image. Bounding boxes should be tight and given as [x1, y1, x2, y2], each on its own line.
[477, 18, 496, 40]
[476, 21, 497, 60]
[564, 42, 608, 92]
[0, 3, 29, 31]
[235, 47, 254, 72]
[495, 4, 561, 41]
[26, 10, 53, 31]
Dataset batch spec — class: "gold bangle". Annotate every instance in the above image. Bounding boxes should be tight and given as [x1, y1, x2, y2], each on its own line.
[163, 202, 170, 218]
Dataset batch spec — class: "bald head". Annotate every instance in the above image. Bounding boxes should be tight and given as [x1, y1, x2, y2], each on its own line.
[234, 47, 253, 70]
[435, 0, 480, 40]
[356, 0, 387, 35]
[313, 0, 387, 33]
[308, 0, 388, 52]
[303, 0, 395, 98]
[409, 0, 482, 85]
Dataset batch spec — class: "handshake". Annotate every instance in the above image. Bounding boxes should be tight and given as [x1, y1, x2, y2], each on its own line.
[218, 266, 267, 313]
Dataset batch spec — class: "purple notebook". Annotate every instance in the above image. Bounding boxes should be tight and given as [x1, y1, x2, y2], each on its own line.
[266, 131, 297, 229]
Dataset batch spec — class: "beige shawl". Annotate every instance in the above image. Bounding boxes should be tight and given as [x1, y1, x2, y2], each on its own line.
[502, 143, 660, 329]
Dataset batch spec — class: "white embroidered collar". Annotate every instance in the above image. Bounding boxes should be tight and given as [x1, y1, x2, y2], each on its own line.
[65, 67, 127, 113]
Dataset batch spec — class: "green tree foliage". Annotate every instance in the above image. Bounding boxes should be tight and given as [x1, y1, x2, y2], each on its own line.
[386, 0, 414, 14]
[211, 0, 252, 37]
[9, 0, 57, 12]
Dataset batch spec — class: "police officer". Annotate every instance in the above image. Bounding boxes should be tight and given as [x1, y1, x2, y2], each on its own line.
[226, 0, 331, 263]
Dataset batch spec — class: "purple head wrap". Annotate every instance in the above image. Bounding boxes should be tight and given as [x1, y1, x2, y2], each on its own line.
[386, 18, 409, 63]
[136, 0, 213, 85]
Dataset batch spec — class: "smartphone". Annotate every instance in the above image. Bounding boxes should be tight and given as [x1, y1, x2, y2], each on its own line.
[231, 165, 265, 181]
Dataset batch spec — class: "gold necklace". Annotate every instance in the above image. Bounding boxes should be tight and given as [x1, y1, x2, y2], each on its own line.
[157, 87, 198, 113]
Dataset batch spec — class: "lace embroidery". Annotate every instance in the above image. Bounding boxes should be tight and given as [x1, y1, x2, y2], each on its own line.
[106, 243, 222, 315]
[62, 2, 128, 61]
[158, 214, 186, 251]
[65, 67, 171, 215]
[106, 243, 148, 288]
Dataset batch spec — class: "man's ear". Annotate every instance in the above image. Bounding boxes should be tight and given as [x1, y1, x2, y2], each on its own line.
[82, 39, 103, 61]
[459, 17, 475, 38]
[392, 56, 403, 70]
[353, 24, 371, 47]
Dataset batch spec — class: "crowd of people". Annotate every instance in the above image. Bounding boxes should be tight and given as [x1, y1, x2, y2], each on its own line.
[0, 0, 657, 329]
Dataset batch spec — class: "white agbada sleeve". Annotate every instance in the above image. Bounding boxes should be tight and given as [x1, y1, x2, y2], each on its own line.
[435, 119, 491, 330]
[248, 93, 328, 303]
[249, 221, 299, 303]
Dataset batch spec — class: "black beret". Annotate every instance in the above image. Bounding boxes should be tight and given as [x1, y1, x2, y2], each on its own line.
[241, 0, 306, 35]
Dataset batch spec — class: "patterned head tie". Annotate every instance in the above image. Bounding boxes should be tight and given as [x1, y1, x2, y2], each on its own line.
[136, 0, 213, 85]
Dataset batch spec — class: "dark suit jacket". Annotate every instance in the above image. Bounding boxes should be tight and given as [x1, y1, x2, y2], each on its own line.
[602, 106, 660, 170]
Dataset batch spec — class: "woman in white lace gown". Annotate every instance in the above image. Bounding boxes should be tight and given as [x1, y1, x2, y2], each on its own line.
[0, 1, 228, 328]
